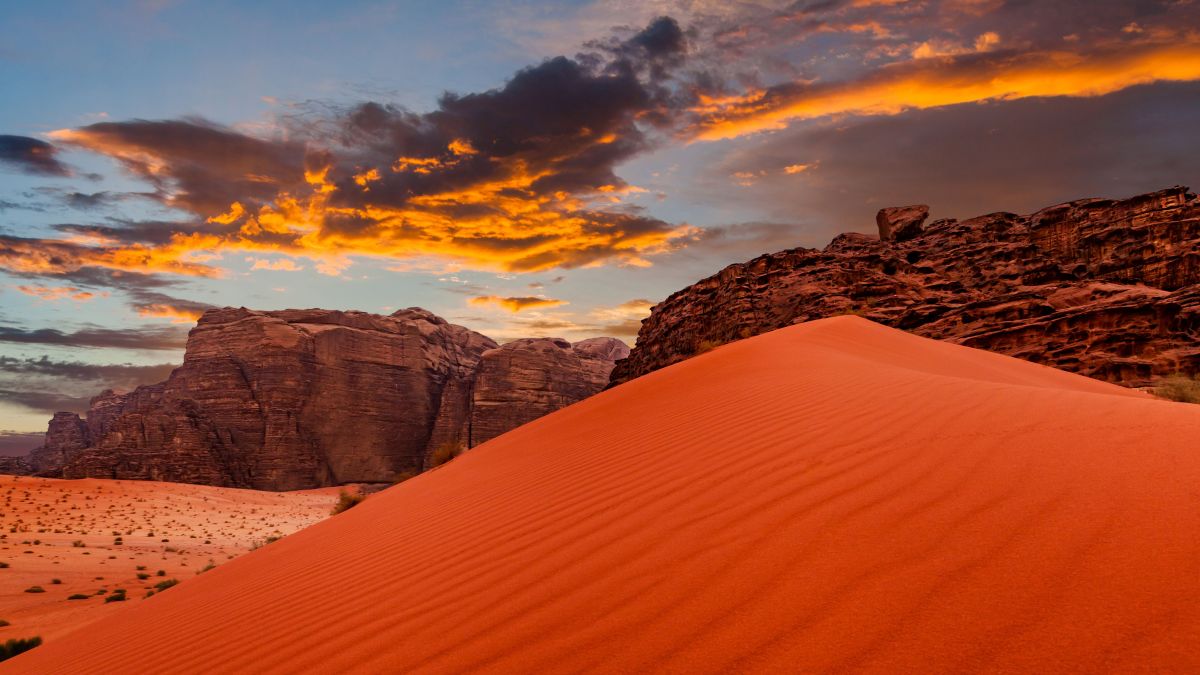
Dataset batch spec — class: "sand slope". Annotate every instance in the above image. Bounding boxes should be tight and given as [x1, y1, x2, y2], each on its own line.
[9, 316, 1200, 673]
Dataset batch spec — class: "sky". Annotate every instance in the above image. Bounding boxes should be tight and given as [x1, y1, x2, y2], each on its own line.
[1, 0, 1199, 447]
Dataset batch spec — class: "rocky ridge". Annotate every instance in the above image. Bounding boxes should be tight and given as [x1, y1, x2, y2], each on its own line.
[611, 186, 1200, 387]
[28, 307, 626, 490]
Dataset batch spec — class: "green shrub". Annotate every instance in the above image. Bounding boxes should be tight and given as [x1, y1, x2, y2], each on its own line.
[23, 586, 43, 594]
[50, 578, 61, 585]
[104, 590, 126, 603]
[153, 579, 178, 592]
[0, 636, 41, 662]
[1156, 375, 1200, 404]
[330, 490, 365, 515]
[67, 594, 89, 600]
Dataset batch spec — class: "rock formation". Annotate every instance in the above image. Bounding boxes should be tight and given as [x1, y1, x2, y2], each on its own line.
[469, 337, 629, 447]
[27, 412, 90, 474]
[28, 307, 625, 490]
[612, 186, 1200, 387]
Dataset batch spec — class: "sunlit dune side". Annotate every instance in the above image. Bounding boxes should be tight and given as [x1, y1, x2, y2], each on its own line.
[0, 477, 339, 644]
[10, 316, 1200, 673]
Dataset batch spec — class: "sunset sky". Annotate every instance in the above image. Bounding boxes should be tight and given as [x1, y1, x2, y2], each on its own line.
[2, 0, 1199, 446]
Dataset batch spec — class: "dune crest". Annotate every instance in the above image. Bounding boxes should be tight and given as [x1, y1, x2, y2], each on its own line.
[10, 316, 1200, 673]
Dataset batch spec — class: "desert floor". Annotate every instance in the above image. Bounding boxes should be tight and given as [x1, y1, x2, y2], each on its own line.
[0, 475, 340, 643]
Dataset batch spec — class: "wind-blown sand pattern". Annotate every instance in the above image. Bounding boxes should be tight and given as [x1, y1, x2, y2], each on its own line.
[0, 477, 338, 643]
[9, 316, 1200, 673]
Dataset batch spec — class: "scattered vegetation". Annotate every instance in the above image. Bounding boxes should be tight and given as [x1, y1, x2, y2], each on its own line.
[67, 594, 89, 601]
[393, 470, 420, 484]
[50, 579, 61, 585]
[153, 579, 179, 593]
[330, 490, 366, 515]
[695, 338, 723, 355]
[23, 586, 44, 594]
[0, 562, 9, 569]
[104, 589, 127, 603]
[427, 443, 464, 469]
[1156, 375, 1200, 404]
[0, 636, 41, 662]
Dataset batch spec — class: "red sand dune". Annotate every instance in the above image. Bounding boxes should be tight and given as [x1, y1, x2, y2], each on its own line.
[9, 316, 1200, 673]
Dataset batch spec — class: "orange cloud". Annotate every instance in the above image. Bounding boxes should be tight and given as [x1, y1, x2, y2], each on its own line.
[469, 295, 568, 312]
[15, 285, 99, 302]
[134, 303, 206, 323]
[692, 42, 1200, 141]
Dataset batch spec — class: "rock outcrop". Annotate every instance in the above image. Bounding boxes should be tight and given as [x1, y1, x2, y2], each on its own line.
[612, 186, 1200, 388]
[27, 412, 90, 474]
[469, 338, 629, 447]
[41, 307, 625, 490]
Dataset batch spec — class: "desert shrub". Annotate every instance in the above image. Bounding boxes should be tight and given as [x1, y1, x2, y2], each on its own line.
[427, 443, 463, 469]
[695, 338, 722, 355]
[0, 562, 9, 569]
[1156, 375, 1200, 404]
[330, 490, 365, 515]
[153, 579, 178, 592]
[0, 621, 8, 627]
[104, 589, 126, 603]
[0, 636, 41, 662]
[156, 570, 165, 577]
[50, 579, 61, 585]
[137, 573, 150, 580]
[393, 469, 420, 484]
[71, 540, 84, 548]
[23, 586, 43, 594]
[67, 594, 89, 600]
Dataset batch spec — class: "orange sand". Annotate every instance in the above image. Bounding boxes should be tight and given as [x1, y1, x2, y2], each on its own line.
[8, 316, 1200, 673]
[0, 476, 339, 643]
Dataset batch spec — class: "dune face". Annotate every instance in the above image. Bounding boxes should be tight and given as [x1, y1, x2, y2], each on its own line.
[10, 317, 1200, 673]
[31, 308, 626, 491]
[0, 476, 337, 645]
[612, 186, 1200, 388]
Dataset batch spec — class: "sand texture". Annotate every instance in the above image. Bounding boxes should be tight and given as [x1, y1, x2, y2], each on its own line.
[0, 477, 338, 643]
[9, 316, 1200, 673]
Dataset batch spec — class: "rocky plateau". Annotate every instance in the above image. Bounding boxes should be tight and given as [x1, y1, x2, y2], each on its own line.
[25, 307, 626, 490]
[612, 186, 1200, 388]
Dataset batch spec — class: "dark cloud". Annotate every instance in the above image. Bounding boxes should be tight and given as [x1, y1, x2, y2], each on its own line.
[0, 355, 175, 381]
[0, 324, 188, 350]
[124, 290, 217, 321]
[0, 431, 43, 457]
[36, 18, 698, 273]
[0, 135, 72, 176]
[0, 389, 92, 416]
[52, 119, 309, 215]
[707, 80, 1200, 241]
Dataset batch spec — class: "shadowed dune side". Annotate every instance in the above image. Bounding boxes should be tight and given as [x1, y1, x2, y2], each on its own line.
[9, 316, 1200, 673]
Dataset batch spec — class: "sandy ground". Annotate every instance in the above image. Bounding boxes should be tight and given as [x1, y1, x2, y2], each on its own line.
[8, 316, 1200, 673]
[0, 476, 340, 644]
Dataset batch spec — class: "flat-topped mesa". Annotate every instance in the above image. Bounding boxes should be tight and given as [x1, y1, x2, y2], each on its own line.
[611, 186, 1200, 388]
[52, 307, 627, 490]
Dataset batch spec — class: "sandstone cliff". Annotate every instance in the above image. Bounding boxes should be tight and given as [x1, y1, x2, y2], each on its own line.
[611, 186, 1200, 387]
[34, 307, 625, 490]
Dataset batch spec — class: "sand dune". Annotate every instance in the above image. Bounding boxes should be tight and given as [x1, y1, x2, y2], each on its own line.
[9, 316, 1200, 673]
[0, 477, 339, 644]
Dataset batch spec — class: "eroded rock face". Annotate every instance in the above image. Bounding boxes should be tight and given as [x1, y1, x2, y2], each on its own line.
[612, 186, 1200, 388]
[48, 308, 626, 490]
[28, 412, 90, 474]
[468, 338, 628, 447]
